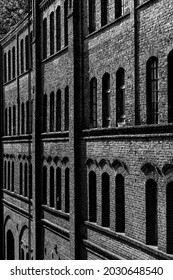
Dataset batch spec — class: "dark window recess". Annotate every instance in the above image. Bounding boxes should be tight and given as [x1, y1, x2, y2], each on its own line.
[43, 94, 47, 132]
[64, 0, 68, 46]
[65, 168, 70, 213]
[12, 47, 15, 79]
[56, 6, 61, 51]
[102, 172, 110, 227]
[11, 162, 14, 192]
[116, 174, 125, 232]
[50, 12, 55, 55]
[13, 105, 16, 135]
[43, 18, 47, 59]
[102, 73, 111, 127]
[116, 68, 125, 125]
[21, 39, 24, 74]
[9, 107, 11, 136]
[20, 163, 23, 195]
[115, 0, 124, 18]
[24, 163, 27, 197]
[167, 182, 173, 254]
[56, 167, 61, 210]
[8, 50, 11, 81]
[50, 92, 54, 132]
[50, 167, 55, 207]
[101, 0, 108, 27]
[56, 90, 61, 131]
[8, 161, 10, 190]
[65, 86, 69, 131]
[89, 171, 97, 222]
[168, 50, 173, 123]
[43, 166, 47, 204]
[21, 103, 25, 134]
[146, 179, 158, 246]
[147, 57, 158, 124]
[25, 35, 29, 71]
[90, 78, 97, 128]
[89, 0, 96, 33]
[4, 53, 7, 83]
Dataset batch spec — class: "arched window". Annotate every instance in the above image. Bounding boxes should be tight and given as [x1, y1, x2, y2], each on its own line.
[89, 171, 97, 222]
[90, 78, 97, 128]
[43, 18, 47, 59]
[12, 46, 15, 79]
[65, 168, 70, 213]
[43, 94, 47, 132]
[13, 105, 16, 135]
[89, 0, 96, 33]
[64, 0, 68, 46]
[21, 102, 25, 134]
[20, 39, 24, 74]
[102, 172, 110, 227]
[102, 73, 110, 127]
[50, 12, 55, 55]
[115, 174, 125, 232]
[11, 161, 14, 192]
[20, 162, 23, 195]
[25, 35, 29, 71]
[9, 107, 11, 136]
[56, 167, 61, 210]
[146, 179, 157, 245]
[50, 167, 55, 207]
[65, 86, 69, 131]
[4, 53, 7, 83]
[43, 166, 47, 204]
[26, 101, 30, 134]
[116, 68, 125, 125]
[24, 163, 28, 197]
[168, 51, 173, 123]
[5, 108, 7, 136]
[50, 92, 54, 132]
[147, 57, 158, 124]
[56, 6, 61, 51]
[8, 161, 10, 190]
[101, 0, 108, 27]
[7, 230, 15, 260]
[8, 50, 11, 81]
[115, 0, 124, 18]
[56, 90, 61, 131]
[166, 182, 173, 254]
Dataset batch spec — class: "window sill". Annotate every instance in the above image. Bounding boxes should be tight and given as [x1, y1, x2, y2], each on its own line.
[3, 189, 32, 204]
[41, 204, 70, 220]
[42, 46, 68, 63]
[2, 134, 32, 142]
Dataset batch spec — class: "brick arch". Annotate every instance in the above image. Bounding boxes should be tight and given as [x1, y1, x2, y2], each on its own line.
[141, 162, 161, 182]
[4, 215, 18, 260]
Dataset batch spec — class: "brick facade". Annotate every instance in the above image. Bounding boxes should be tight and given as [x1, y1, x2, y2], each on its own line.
[0, 0, 173, 260]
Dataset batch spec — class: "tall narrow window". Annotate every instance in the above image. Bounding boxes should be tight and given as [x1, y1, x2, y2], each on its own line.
[50, 167, 54, 207]
[26, 101, 29, 134]
[115, 0, 124, 18]
[64, 0, 68, 46]
[90, 78, 97, 128]
[50, 92, 54, 132]
[168, 51, 173, 123]
[13, 105, 16, 135]
[89, 171, 97, 222]
[56, 167, 61, 210]
[12, 47, 15, 79]
[101, 0, 108, 27]
[8, 161, 10, 190]
[65, 168, 70, 213]
[9, 107, 11, 136]
[102, 173, 110, 227]
[50, 12, 55, 55]
[116, 174, 125, 232]
[20, 39, 24, 74]
[43, 94, 47, 132]
[146, 179, 157, 245]
[116, 68, 125, 125]
[56, 6, 61, 51]
[8, 50, 11, 81]
[5, 108, 7, 136]
[11, 162, 14, 192]
[43, 18, 47, 59]
[4, 161, 7, 189]
[147, 57, 158, 124]
[30, 31, 33, 68]
[43, 166, 47, 204]
[65, 86, 69, 131]
[24, 163, 28, 197]
[21, 102, 25, 134]
[29, 164, 32, 199]
[89, 0, 96, 33]
[20, 162, 23, 195]
[25, 35, 29, 71]
[4, 53, 7, 83]
[102, 73, 110, 127]
[167, 182, 173, 254]
[56, 90, 61, 131]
